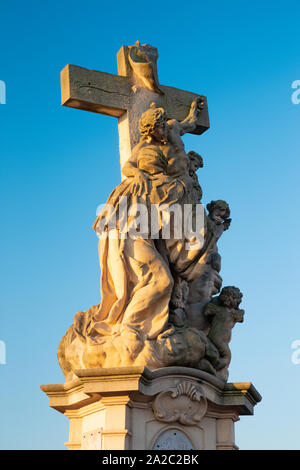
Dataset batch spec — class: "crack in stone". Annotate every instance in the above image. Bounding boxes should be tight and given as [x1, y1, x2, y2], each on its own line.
[79, 84, 131, 97]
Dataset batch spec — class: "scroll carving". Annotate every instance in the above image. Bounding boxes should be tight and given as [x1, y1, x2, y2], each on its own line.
[152, 382, 207, 426]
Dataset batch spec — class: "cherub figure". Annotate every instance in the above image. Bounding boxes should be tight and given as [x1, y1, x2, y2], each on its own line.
[206, 200, 231, 237]
[203, 286, 244, 380]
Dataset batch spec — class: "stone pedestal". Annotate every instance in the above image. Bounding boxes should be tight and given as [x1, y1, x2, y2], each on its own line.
[41, 366, 261, 450]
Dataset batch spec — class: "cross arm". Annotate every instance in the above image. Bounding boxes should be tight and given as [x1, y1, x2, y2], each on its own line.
[60, 64, 132, 117]
[158, 85, 209, 136]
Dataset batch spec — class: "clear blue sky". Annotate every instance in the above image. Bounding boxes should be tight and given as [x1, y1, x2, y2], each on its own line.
[1, 0, 300, 450]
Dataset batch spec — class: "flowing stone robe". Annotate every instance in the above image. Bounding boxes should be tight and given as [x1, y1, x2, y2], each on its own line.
[87, 146, 184, 360]
[58, 143, 218, 378]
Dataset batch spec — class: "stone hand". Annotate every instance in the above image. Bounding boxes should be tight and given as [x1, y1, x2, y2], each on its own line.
[189, 97, 204, 120]
[223, 218, 232, 231]
[131, 169, 149, 196]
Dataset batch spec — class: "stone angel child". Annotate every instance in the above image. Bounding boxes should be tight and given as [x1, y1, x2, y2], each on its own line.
[185, 200, 232, 331]
[201, 286, 245, 381]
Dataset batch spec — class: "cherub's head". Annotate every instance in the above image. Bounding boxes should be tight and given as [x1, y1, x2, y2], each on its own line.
[187, 151, 203, 173]
[139, 103, 167, 143]
[219, 286, 243, 309]
[206, 200, 230, 224]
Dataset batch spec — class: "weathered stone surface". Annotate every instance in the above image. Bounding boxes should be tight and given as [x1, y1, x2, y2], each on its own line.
[152, 429, 194, 450]
[152, 381, 208, 425]
[41, 366, 261, 450]
[61, 42, 209, 169]
[61, 64, 131, 117]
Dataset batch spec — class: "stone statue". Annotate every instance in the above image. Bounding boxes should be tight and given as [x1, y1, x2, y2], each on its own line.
[200, 286, 244, 380]
[187, 150, 203, 202]
[186, 199, 231, 331]
[57, 42, 245, 384]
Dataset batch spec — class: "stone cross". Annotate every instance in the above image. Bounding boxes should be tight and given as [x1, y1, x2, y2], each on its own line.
[60, 42, 210, 171]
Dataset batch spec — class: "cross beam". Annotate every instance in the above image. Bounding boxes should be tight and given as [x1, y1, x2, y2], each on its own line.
[60, 43, 210, 170]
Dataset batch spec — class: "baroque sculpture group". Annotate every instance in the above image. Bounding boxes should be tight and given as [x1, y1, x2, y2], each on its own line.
[58, 42, 244, 384]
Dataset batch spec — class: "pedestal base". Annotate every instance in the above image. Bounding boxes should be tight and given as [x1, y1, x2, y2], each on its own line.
[41, 366, 261, 450]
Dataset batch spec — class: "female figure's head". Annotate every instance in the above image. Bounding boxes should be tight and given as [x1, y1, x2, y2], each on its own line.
[138, 103, 167, 143]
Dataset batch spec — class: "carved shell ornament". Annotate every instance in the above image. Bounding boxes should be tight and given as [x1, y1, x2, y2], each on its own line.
[152, 381, 207, 426]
